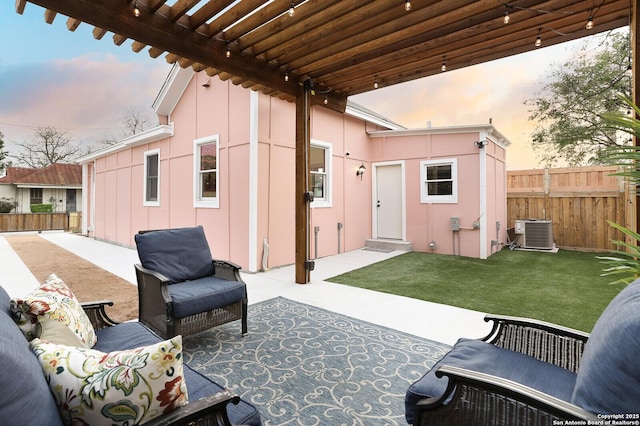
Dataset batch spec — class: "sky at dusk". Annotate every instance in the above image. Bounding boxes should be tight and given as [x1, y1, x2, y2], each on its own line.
[0, 2, 614, 170]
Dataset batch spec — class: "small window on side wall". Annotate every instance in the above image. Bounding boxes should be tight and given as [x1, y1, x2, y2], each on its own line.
[420, 158, 458, 204]
[144, 149, 160, 206]
[194, 135, 219, 208]
[310, 140, 332, 208]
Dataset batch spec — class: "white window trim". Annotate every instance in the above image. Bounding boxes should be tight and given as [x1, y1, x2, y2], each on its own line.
[143, 149, 160, 207]
[420, 158, 458, 204]
[310, 139, 332, 208]
[194, 134, 220, 209]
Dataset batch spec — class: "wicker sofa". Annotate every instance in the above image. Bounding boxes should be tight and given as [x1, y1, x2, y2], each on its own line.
[0, 284, 261, 425]
[405, 279, 640, 425]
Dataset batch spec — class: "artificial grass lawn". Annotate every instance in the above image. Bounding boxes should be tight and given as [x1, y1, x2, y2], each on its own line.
[327, 249, 626, 332]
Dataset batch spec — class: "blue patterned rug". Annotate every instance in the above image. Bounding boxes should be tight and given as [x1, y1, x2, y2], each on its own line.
[182, 297, 450, 426]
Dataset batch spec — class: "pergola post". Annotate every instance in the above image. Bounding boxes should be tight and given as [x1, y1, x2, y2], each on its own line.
[295, 80, 314, 284]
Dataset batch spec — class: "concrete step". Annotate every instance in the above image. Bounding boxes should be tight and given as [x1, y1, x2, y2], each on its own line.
[364, 239, 413, 252]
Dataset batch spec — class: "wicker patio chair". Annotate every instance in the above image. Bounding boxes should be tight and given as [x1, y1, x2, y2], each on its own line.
[406, 279, 640, 425]
[134, 226, 248, 339]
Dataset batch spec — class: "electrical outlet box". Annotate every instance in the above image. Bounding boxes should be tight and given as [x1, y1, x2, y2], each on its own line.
[450, 217, 460, 231]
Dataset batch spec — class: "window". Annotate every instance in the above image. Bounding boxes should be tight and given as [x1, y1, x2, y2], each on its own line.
[420, 159, 458, 203]
[194, 135, 219, 208]
[310, 140, 332, 208]
[144, 149, 160, 206]
[30, 188, 43, 205]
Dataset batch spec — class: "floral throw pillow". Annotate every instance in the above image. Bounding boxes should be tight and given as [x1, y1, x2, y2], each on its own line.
[10, 273, 97, 348]
[30, 336, 189, 426]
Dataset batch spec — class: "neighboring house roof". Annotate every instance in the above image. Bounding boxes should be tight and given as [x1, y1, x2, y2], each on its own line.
[0, 163, 82, 187]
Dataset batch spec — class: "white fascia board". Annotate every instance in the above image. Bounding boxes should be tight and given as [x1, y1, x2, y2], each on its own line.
[16, 184, 82, 189]
[76, 124, 174, 164]
[368, 124, 512, 147]
[345, 101, 405, 131]
[153, 65, 195, 117]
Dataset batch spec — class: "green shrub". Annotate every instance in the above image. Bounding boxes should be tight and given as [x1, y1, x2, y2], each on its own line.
[0, 197, 18, 213]
[30, 203, 53, 213]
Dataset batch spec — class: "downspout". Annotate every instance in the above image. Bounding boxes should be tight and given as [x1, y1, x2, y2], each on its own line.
[478, 132, 488, 259]
[248, 91, 259, 272]
[81, 162, 89, 234]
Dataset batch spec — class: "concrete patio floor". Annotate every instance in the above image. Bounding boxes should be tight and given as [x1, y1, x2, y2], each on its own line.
[0, 231, 492, 346]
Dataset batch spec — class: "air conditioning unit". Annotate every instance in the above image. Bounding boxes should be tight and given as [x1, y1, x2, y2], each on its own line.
[514, 219, 554, 250]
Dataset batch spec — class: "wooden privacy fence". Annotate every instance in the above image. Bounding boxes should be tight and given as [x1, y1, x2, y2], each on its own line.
[0, 213, 81, 233]
[507, 166, 630, 252]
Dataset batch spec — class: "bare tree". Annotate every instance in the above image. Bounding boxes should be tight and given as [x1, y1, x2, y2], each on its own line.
[122, 108, 148, 136]
[96, 108, 150, 148]
[14, 127, 81, 167]
[0, 131, 9, 172]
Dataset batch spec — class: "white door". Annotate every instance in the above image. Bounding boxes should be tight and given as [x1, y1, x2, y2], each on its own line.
[375, 164, 403, 239]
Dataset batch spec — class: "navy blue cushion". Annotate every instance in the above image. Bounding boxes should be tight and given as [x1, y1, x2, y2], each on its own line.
[571, 279, 640, 414]
[405, 338, 577, 424]
[186, 366, 262, 426]
[168, 276, 246, 319]
[0, 286, 63, 425]
[93, 321, 162, 352]
[135, 226, 215, 283]
[95, 322, 261, 425]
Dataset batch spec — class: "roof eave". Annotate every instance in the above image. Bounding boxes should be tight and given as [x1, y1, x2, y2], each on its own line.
[77, 124, 175, 163]
[368, 123, 512, 146]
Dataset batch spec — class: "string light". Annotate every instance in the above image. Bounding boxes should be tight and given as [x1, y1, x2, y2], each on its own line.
[404, 0, 411, 12]
[226, 45, 231, 58]
[534, 29, 542, 47]
[284, 71, 289, 82]
[323, 97, 328, 105]
[288, 1, 295, 17]
[374, 77, 379, 89]
[585, 15, 594, 30]
[441, 56, 446, 72]
[133, 2, 141, 17]
[503, 10, 510, 24]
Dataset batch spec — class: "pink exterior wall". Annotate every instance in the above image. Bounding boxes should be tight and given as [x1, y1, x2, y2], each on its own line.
[82, 70, 508, 270]
[370, 131, 507, 259]
[88, 74, 253, 267]
[254, 95, 374, 269]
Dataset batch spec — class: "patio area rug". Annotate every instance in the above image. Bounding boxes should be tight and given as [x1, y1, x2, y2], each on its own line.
[182, 297, 451, 426]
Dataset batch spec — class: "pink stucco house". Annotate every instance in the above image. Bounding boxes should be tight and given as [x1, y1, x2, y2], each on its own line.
[78, 66, 510, 273]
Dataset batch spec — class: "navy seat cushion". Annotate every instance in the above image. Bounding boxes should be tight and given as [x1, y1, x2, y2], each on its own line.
[95, 321, 261, 425]
[135, 226, 215, 283]
[168, 276, 246, 319]
[0, 286, 63, 425]
[405, 338, 577, 424]
[571, 279, 640, 415]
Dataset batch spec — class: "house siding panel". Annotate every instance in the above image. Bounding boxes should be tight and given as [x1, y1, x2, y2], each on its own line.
[80, 68, 509, 271]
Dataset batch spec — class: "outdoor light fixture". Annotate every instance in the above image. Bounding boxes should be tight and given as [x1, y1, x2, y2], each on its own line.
[441, 56, 446, 72]
[586, 16, 594, 30]
[284, 71, 289, 82]
[374, 78, 379, 89]
[323, 97, 328, 105]
[405, 0, 411, 12]
[534, 28, 542, 47]
[503, 10, 510, 24]
[226, 45, 231, 58]
[133, 2, 141, 17]
[288, 1, 295, 17]
[356, 163, 366, 179]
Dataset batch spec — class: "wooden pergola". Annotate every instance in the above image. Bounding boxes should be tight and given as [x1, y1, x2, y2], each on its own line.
[15, 0, 639, 283]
